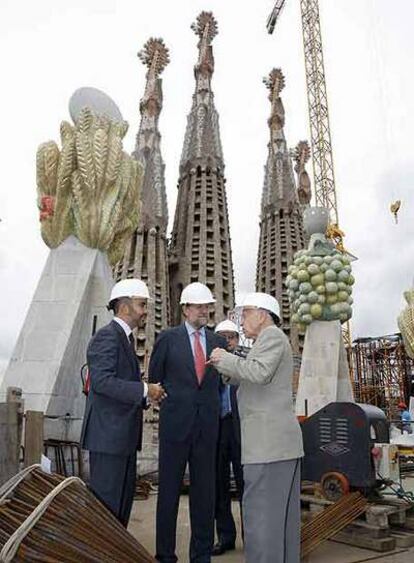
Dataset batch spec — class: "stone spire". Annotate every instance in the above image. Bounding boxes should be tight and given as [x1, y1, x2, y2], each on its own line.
[133, 38, 170, 228]
[179, 11, 223, 170]
[114, 38, 170, 372]
[256, 69, 305, 355]
[169, 12, 235, 325]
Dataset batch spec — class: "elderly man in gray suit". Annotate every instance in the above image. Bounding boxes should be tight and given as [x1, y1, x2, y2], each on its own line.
[209, 292, 303, 563]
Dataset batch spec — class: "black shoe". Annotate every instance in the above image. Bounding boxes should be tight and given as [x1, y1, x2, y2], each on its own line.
[211, 541, 236, 556]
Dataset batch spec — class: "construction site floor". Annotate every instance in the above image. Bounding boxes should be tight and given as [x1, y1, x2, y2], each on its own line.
[128, 495, 414, 562]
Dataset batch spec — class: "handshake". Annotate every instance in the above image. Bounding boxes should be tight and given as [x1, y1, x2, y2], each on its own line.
[147, 383, 167, 403]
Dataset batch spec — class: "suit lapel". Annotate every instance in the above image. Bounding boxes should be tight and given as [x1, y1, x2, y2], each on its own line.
[179, 324, 198, 380]
[201, 328, 215, 385]
[111, 321, 139, 376]
[205, 328, 214, 361]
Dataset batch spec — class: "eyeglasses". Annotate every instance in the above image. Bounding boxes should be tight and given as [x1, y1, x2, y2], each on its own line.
[218, 333, 239, 341]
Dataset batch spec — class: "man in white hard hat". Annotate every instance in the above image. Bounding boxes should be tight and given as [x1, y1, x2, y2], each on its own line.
[80, 278, 166, 527]
[212, 320, 244, 557]
[209, 293, 304, 563]
[149, 282, 227, 563]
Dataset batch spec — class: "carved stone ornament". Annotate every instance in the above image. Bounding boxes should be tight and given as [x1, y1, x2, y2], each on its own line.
[36, 108, 143, 264]
[398, 288, 414, 358]
[286, 207, 354, 330]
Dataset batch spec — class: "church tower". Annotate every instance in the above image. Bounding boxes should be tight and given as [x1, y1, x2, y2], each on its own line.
[114, 38, 170, 371]
[169, 12, 235, 325]
[256, 69, 305, 355]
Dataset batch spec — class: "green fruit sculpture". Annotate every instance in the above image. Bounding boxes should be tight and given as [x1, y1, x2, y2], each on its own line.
[286, 248, 354, 331]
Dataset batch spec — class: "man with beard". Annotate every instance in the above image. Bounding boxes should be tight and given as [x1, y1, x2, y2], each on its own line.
[81, 278, 166, 527]
[149, 282, 226, 563]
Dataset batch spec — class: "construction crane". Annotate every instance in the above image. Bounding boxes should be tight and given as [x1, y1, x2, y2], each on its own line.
[267, 0, 338, 224]
[267, 0, 353, 350]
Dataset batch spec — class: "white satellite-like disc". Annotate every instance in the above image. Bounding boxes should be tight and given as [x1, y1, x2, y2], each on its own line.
[69, 87, 123, 123]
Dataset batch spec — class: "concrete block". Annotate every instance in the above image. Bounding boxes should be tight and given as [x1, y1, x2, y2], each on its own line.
[1, 237, 113, 417]
[295, 320, 354, 417]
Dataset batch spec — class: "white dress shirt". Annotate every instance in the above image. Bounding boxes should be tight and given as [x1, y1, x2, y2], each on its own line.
[113, 317, 148, 397]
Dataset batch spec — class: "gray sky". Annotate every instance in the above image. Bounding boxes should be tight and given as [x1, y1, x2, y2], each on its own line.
[1, 0, 413, 372]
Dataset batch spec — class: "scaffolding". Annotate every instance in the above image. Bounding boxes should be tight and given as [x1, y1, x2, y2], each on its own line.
[351, 333, 414, 418]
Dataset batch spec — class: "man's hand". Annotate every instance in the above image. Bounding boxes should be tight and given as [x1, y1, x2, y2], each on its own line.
[208, 347, 227, 366]
[148, 383, 167, 403]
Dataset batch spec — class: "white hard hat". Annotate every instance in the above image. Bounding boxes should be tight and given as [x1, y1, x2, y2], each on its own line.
[215, 320, 239, 334]
[109, 278, 151, 303]
[238, 292, 280, 318]
[180, 282, 216, 305]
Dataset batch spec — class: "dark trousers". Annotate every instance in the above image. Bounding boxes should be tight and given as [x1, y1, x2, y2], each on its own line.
[89, 451, 137, 527]
[215, 415, 244, 545]
[156, 429, 216, 563]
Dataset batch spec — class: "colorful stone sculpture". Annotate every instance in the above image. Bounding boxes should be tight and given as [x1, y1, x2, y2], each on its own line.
[36, 108, 142, 264]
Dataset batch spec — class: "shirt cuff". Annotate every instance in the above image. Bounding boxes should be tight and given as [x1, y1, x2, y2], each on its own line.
[143, 382, 148, 398]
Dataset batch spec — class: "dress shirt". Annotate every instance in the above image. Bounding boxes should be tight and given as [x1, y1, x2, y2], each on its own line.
[185, 322, 207, 359]
[113, 317, 148, 397]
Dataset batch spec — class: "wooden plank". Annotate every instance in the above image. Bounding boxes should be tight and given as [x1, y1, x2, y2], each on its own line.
[344, 521, 389, 538]
[24, 410, 44, 467]
[333, 529, 396, 552]
[0, 402, 19, 486]
[6, 386, 24, 464]
[390, 530, 414, 548]
[403, 515, 414, 530]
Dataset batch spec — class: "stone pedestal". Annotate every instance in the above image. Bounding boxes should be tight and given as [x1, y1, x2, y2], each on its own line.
[0, 236, 113, 426]
[295, 320, 354, 417]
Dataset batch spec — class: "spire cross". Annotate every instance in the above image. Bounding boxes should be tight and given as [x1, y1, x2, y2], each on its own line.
[137, 38, 169, 111]
[149, 49, 160, 80]
[191, 12, 218, 70]
[264, 68, 285, 105]
[198, 21, 211, 65]
[263, 69, 286, 133]
[138, 38, 169, 79]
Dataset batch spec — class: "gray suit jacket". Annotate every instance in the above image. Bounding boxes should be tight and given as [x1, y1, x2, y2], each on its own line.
[216, 325, 304, 465]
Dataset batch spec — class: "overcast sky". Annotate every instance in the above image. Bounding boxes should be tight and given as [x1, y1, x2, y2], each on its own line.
[1, 0, 413, 373]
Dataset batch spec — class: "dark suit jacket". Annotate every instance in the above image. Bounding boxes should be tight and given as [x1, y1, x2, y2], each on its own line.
[229, 385, 241, 445]
[148, 324, 226, 444]
[80, 320, 145, 456]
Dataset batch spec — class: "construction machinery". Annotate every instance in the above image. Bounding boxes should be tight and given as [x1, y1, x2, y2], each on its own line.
[301, 401, 400, 501]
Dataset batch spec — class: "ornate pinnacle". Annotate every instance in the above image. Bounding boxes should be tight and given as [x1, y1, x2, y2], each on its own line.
[191, 12, 218, 43]
[293, 140, 311, 173]
[265, 68, 286, 131]
[138, 38, 170, 77]
[293, 140, 312, 205]
[263, 68, 285, 96]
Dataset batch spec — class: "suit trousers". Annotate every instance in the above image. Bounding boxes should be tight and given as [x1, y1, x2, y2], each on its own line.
[242, 458, 301, 563]
[89, 451, 137, 527]
[215, 415, 243, 545]
[156, 426, 216, 563]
